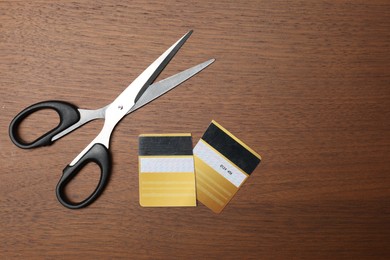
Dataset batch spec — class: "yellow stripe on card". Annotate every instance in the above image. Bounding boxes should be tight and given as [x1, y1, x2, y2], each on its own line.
[196, 185, 225, 206]
[194, 156, 239, 213]
[139, 172, 196, 207]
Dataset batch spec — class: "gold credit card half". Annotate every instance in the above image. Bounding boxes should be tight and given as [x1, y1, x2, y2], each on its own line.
[138, 134, 197, 207]
[193, 121, 261, 213]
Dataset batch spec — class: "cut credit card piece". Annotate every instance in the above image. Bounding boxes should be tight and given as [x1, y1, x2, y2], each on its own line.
[193, 121, 261, 213]
[139, 134, 197, 207]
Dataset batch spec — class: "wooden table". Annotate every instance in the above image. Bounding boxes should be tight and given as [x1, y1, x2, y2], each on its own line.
[1, 1, 389, 259]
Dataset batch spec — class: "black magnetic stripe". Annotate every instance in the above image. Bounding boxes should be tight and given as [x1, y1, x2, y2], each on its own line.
[139, 136, 193, 156]
[202, 123, 260, 174]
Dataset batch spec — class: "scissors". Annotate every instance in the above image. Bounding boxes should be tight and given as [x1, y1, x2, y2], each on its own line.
[9, 30, 214, 209]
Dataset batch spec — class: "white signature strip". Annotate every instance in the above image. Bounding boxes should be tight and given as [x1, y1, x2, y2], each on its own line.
[193, 140, 247, 187]
[140, 157, 194, 173]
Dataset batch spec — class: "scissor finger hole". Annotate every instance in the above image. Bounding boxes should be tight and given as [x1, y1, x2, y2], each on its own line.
[63, 162, 101, 204]
[17, 108, 60, 144]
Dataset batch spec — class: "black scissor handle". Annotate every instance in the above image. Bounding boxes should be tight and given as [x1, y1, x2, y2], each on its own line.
[56, 143, 111, 209]
[9, 101, 80, 149]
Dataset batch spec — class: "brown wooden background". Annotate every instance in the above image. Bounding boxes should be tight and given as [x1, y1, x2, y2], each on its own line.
[1, 1, 389, 259]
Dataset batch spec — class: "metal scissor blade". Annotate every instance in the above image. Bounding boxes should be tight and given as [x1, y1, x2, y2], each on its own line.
[134, 30, 194, 104]
[108, 30, 193, 119]
[128, 58, 215, 114]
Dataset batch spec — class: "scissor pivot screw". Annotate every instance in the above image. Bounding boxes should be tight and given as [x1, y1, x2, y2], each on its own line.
[118, 105, 123, 110]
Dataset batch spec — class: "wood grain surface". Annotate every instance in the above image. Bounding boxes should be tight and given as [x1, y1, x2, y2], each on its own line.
[1, 1, 389, 259]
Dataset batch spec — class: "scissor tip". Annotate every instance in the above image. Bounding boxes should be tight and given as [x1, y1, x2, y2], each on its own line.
[198, 58, 216, 69]
[206, 58, 216, 65]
